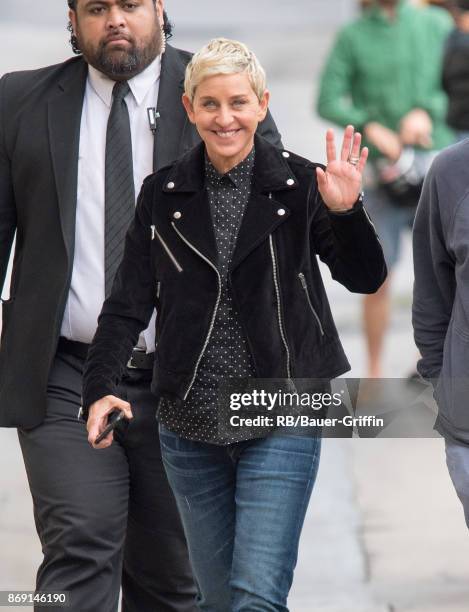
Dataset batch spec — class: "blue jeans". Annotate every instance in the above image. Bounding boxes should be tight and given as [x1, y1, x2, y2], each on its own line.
[159, 425, 321, 612]
[445, 438, 469, 529]
[365, 186, 415, 269]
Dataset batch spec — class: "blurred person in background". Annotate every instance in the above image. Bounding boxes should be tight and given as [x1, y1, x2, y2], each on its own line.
[0, 0, 281, 610]
[442, 0, 469, 140]
[317, 0, 453, 378]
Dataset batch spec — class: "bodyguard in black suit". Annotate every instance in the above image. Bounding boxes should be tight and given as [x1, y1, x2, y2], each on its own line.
[0, 1, 281, 610]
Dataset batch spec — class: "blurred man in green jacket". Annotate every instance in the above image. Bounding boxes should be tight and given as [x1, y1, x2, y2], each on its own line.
[317, 0, 453, 377]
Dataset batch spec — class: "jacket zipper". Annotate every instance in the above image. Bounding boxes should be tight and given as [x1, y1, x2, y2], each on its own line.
[298, 272, 325, 336]
[151, 225, 183, 273]
[171, 222, 222, 400]
[269, 234, 292, 378]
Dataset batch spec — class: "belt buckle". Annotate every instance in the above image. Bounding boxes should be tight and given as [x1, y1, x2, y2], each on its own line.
[127, 348, 146, 369]
[127, 356, 138, 369]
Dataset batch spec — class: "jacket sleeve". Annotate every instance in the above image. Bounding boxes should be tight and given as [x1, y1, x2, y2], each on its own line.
[310, 176, 387, 294]
[0, 74, 17, 296]
[316, 29, 369, 130]
[257, 109, 283, 148]
[82, 180, 156, 413]
[412, 158, 456, 381]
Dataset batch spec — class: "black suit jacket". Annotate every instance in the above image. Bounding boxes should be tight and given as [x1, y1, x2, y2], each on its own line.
[0, 45, 282, 428]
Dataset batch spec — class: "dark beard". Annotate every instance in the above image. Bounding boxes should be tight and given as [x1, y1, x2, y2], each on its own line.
[78, 28, 162, 79]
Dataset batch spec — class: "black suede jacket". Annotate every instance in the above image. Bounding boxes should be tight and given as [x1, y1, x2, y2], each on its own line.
[82, 135, 386, 413]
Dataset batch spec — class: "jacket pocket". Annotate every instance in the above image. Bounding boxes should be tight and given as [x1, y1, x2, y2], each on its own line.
[298, 273, 324, 336]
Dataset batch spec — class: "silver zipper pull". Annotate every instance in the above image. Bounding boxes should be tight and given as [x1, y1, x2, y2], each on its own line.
[298, 272, 325, 336]
[298, 272, 307, 289]
[151, 225, 156, 240]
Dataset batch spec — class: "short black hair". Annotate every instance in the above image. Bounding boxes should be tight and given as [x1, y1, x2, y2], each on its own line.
[67, 2, 173, 39]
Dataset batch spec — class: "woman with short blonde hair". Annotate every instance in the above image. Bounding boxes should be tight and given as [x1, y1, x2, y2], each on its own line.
[83, 38, 386, 611]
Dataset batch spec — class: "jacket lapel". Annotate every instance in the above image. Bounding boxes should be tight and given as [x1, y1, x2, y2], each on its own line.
[154, 45, 190, 171]
[230, 136, 298, 270]
[163, 144, 217, 265]
[171, 191, 218, 267]
[48, 58, 87, 261]
[230, 192, 290, 271]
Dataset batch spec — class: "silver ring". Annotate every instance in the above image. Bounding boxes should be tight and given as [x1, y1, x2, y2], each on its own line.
[348, 156, 360, 166]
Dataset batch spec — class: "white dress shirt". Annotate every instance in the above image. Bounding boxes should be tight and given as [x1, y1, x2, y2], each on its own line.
[61, 57, 161, 350]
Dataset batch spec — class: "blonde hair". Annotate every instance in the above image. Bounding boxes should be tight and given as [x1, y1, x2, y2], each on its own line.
[184, 38, 267, 102]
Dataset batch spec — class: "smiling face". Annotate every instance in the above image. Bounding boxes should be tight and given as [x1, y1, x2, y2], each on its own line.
[69, 0, 164, 80]
[182, 72, 270, 174]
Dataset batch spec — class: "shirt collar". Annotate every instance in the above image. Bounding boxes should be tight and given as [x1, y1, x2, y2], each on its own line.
[87, 55, 162, 108]
[205, 148, 255, 188]
[369, 0, 407, 23]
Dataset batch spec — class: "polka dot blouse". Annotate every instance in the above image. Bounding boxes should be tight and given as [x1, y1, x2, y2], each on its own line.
[158, 149, 258, 445]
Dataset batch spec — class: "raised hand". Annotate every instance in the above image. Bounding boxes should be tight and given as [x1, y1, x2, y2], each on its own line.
[316, 125, 368, 211]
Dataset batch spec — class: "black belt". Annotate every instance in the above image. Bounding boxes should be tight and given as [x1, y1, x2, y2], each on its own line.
[58, 337, 154, 370]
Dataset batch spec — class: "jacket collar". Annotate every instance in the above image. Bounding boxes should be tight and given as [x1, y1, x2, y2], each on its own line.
[163, 133, 299, 194]
[166, 135, 297, 271]
[48, 56, 88, 262]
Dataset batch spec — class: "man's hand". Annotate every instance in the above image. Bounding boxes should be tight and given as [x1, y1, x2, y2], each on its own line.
[399, 108, 433, 148]
[86, 395, 133, 450]
[364, 122, 402, 161]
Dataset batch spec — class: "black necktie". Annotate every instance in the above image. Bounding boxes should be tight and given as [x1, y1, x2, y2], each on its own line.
[105, 80, 135, 298]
